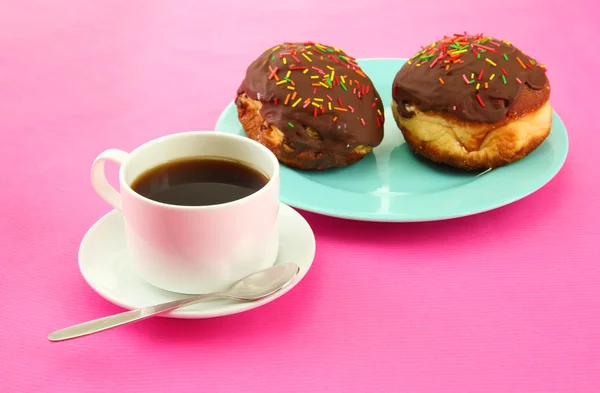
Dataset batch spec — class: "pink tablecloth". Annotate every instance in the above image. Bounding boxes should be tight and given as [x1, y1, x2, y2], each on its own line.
[1, 1, 598, 392]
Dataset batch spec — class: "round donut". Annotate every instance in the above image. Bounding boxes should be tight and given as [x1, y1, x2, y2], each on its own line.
[391, 33, 552, 171]
[236, 42, 385, 170]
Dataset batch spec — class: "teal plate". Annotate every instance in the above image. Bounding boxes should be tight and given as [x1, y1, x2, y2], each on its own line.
[215, 58, 569, 222]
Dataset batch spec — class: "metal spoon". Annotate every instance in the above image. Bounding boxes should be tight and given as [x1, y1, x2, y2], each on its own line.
[48, 263, 299, 342]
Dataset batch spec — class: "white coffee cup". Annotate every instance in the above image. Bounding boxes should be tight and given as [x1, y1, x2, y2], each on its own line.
[91, 131, 280, 294]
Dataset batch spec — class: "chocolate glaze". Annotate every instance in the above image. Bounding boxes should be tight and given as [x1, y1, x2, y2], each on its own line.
[392, 33, 549, 123]
[237, 42, 384, 153]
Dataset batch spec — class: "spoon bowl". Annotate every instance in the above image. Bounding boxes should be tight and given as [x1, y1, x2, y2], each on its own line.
[228, 262, 300, 300]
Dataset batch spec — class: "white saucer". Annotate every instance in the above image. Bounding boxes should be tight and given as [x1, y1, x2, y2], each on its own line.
[78, 203, 316, 319]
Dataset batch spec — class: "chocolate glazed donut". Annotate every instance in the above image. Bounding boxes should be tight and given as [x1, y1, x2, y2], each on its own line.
[236, 42, 385, 170]
[391, 33, 552, 171]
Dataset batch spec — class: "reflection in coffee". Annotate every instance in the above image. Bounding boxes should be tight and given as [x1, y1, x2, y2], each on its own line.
[131, 157, 269, 206]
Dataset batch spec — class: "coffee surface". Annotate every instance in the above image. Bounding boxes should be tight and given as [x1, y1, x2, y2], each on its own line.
[131, 157, 269, 206]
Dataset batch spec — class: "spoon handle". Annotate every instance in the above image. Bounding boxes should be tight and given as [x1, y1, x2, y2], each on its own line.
[48, 294, 220, 342]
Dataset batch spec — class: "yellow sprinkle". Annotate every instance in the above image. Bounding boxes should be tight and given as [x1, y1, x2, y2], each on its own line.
[416, 63, 421, 67]
[303, 69, 309, 74]
[377, 109, 382, 116]
[283, 58, 287, 64]
[476, 83, 480, 90]
[305, 45, 312, 49]
[292, 98, 302, 107]
[489, 74, 495, 80]
[319, 82, 329, 88]
[276, 80, 287, 85]
[271, 45, 281, 52]
[287, 86, 295, 90]
[453, 49, 468, 55]
[333, 47, 340, 52]
[302, 53, 312, 62]
[327, 65, 334, 70]
[311, 75, 320, 79]
[331, 70, 335, 80]
[408, 60, 412, 65]
[316, 44, 327, 50]
[285, 71, 291, 79]
[341, 76, 346, 83]
[485, 58, 497, 66]
[313, 98, 323, 102]
[471, 73, 475, 79]
[311, 102, 320, 107]
[328, 102, 332, 110]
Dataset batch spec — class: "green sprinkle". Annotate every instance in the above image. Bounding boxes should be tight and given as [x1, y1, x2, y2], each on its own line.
[339, 55, 350, 62]
[503, 54, 509, 61]
[412, 51, 423, 59]
[460, 44, 469, 50]
[480, 49, 487, 53]
[327, 48, 334, 52]
[477, 54, 481, 59]
[327, 77, 333, 87]
[271, 55, 275, 61]
[340, 82, 347, 91]
[470, 79, 475, 84]
[502, 74, 507, 84]
[288, 122, 294, 128]
[285, 78, 292, 82]
[356, 117, 360, 120]
[531, 59, 537, 65]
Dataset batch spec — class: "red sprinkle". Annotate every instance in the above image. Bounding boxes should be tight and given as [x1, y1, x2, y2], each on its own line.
[478, 69, 484, 81]
[371, 102, 377, 108]
[348, 105, 355, 113]
[274, 97, 278, 106]
[376, 117, 381, 127]
[476, 94, 485, 108]
[338, 97, 343, 106]
[501, 67, 508, 76]
[327, 95, 333, 101]
[360, 118, 366, 126]
[313, 107, 318, 117]
[366, 85, 370, 94]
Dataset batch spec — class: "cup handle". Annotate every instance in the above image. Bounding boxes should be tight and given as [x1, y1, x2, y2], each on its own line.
[91, 149, 129, 211]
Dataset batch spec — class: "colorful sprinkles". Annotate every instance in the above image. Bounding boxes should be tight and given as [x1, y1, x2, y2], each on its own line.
[401, 32, 547, 112]
[261, 42, 383, 129]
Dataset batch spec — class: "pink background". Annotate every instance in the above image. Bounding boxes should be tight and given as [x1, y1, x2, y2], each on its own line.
[1, 1, 599, 392]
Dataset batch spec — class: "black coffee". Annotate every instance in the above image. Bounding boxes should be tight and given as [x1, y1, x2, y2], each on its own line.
[131, 157, 269, 206]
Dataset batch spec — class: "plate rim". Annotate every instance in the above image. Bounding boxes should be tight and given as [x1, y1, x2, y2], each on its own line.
[77, 203, 316, 319]
[215, 57, 569, 222]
